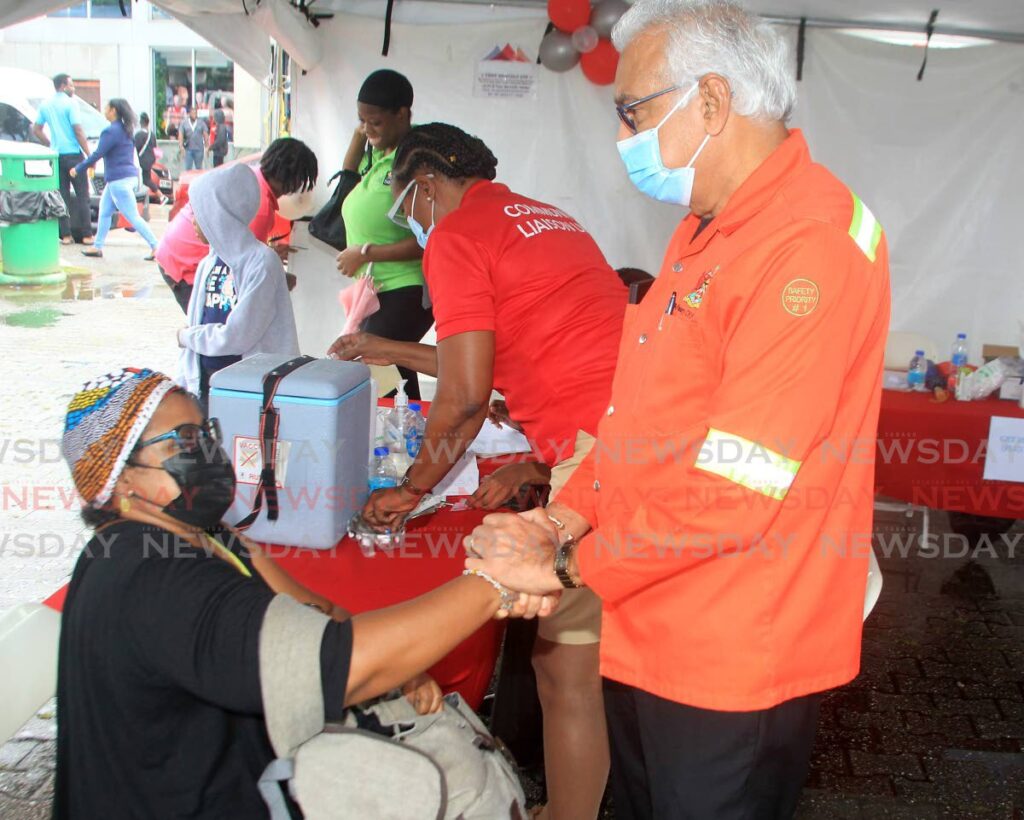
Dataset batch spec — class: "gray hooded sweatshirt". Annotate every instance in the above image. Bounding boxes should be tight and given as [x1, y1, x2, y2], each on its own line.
[177, 163, 299, 396]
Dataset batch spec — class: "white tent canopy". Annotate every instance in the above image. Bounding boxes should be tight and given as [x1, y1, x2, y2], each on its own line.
[4, 0, 1022, 358]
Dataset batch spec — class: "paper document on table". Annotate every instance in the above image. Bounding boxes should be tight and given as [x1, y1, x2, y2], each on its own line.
[468, 419, 532, 456]
[433, 452, 480, 497]
[983, 416, 1024, 483]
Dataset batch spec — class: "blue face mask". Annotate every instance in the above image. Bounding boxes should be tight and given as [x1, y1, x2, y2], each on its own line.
[617, 82, 711, 207]
[408, 186, 435, 250]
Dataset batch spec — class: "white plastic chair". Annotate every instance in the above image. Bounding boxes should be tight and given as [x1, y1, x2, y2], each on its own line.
[869, 329, 937, 615]
[0, 604, 61, 743]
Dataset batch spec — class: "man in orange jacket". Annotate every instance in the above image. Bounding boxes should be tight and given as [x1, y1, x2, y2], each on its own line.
[466, 0, 891, 817]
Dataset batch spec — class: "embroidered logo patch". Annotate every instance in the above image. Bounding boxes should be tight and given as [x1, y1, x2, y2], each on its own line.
[782, 279, 819, 316]
[683, 266, 719, 310]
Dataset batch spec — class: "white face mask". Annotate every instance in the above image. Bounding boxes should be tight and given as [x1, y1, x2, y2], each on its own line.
[616, 82, 711, 207]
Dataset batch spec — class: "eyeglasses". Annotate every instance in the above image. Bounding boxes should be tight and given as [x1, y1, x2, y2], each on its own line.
[616, 85, 681, 134]
[386, 174, 434, 228]
[135, 419, 222, 454]
[386, 179, 415, 228]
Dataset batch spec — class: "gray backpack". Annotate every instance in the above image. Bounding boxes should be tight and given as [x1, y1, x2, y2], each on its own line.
[257, 594, 527, 819]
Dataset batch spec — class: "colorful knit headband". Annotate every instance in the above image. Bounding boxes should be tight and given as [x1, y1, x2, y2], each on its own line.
[62, 368, 178, 506]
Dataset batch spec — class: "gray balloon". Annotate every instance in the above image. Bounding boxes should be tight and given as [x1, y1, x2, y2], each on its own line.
[539, 29, 581, 73]
[590, 0, 630, 38]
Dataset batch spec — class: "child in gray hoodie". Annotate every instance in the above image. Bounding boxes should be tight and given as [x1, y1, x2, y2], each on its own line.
[176, 163, 300, 408]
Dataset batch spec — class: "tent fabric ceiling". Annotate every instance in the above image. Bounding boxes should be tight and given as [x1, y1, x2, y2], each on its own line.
[320, 0, 1024, 39]
[756, 0, 1024, 37]
[7, 0, 1024, 41]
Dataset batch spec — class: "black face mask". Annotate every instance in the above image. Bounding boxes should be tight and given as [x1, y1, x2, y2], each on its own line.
[160, 444, 237, 529]
[131, 444, 236, 529]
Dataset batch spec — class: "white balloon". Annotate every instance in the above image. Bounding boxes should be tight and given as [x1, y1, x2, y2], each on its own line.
[571, 25, 599, 55]
[276, 190, 314, 221]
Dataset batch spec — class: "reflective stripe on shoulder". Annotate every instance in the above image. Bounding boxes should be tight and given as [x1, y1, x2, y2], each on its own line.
[849, 192, 883, 263]
[694, 428, 802, 500]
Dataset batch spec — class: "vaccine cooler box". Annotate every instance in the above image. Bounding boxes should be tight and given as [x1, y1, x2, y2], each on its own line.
[209, 354, 372, 549]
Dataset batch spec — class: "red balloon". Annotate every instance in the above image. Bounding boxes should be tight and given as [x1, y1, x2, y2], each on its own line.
[548, 0, 591, 33]
[580, 39, 619, 85]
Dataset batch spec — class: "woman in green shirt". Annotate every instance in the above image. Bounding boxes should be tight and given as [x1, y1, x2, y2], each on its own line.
[336, 70, 433, 399]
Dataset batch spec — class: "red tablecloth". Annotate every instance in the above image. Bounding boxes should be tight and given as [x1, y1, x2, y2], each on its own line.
[875, 391, 1024, 519]
[270, 507, 504, 710]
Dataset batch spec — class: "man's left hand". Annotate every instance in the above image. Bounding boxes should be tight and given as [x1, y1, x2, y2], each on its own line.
[362, 485, 420, 530]
[464, 509, 563, 595]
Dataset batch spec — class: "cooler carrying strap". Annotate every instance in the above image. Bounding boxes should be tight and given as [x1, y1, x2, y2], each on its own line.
[236, 355, 316, 530]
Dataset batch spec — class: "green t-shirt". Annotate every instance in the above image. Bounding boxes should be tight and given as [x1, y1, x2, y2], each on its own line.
[341, 147, 425, 293]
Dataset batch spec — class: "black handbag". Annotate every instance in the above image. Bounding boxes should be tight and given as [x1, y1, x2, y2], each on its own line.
[308, 143, 373, 252]
[308, 169, 360, 251]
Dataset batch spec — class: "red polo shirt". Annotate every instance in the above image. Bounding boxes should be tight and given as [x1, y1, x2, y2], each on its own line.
[423, 181, 626, 465]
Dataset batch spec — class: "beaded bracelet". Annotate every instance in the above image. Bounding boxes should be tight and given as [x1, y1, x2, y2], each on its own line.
[463, 568, 518, 613]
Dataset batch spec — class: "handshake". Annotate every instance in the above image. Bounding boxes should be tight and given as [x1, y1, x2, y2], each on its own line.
[463, 506, 585, 621]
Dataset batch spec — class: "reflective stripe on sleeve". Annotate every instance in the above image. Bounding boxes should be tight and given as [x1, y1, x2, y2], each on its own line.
[694, 428, 802, 500]
[849, 192, 882, 263]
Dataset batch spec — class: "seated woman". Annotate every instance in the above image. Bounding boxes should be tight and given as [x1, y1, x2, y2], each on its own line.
[54, 367, 552, 819]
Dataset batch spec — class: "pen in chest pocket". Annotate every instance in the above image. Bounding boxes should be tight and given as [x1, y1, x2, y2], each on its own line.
[658, 291, 677, 331]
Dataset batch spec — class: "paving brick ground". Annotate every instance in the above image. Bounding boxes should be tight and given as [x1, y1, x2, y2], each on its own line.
[796, 511, 1024, 819]
[1, 212, 1022, 818]
[0, 213, 178, 819]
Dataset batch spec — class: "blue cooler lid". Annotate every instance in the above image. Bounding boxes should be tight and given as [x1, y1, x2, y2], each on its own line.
[209, 354, 370, 400]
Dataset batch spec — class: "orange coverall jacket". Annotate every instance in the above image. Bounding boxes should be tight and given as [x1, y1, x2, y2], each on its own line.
[557, 130, 891, 711]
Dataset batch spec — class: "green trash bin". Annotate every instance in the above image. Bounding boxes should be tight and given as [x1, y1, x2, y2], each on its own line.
[0, 139, 66, 287]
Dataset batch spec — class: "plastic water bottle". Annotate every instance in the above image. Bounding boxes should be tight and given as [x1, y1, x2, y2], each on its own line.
[368, 446, 398, 491]
[385, 380, 412, 455]
[951, 333, 969, 368]
[907, 350, 927, 391]
[406, 401, 426, 458]
[950, 332, 969, 400]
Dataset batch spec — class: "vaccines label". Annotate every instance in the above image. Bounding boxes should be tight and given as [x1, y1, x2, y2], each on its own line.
[233, 436, 291, 487]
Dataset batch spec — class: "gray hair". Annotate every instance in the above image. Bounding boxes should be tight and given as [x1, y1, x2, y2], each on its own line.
[612, 0, 796, 122]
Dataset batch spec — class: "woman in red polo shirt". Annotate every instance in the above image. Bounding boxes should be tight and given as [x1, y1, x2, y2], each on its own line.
[329, 122, 626, 820]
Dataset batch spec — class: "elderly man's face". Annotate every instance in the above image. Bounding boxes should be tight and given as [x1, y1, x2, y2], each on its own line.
[614, 28, 706, 172]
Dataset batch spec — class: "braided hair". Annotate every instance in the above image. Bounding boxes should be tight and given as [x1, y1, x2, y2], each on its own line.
[392, 123, 498, 188]
[260, 137, 318, 195]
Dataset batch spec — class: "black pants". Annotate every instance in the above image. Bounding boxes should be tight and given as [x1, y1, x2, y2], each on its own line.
[603, 679, 821, 820]
[361, 285, 434, 400]
[161, 269, 193, 315]
[212, 153, 226, 168]
[58, 153, 92, 241]
[140, 159, 160, 195]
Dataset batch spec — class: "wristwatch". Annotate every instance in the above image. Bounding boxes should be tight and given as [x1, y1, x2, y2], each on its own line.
[548, 514, 582, 589]
[553, 537, 582, 589]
